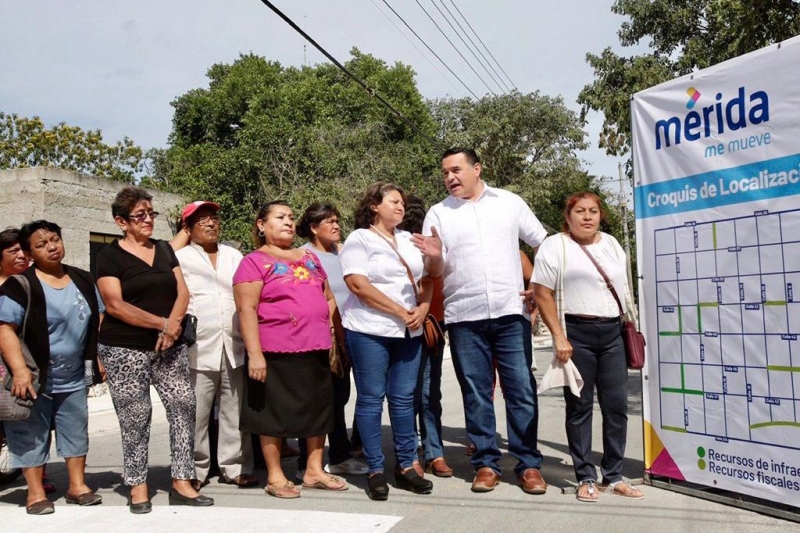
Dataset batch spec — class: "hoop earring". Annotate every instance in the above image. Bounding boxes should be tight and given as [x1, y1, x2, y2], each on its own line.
[258, 230, 265, 237]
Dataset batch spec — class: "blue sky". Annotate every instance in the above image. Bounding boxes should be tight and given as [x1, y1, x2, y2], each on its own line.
[1, 0, 630, 190]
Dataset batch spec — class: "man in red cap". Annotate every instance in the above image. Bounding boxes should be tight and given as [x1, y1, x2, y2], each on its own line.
[174, 201, 257, 488]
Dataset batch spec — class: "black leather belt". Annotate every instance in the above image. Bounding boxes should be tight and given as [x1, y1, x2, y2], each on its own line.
[564, 314, 620, 324]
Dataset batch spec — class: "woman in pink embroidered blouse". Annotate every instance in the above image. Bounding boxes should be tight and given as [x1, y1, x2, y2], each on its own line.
[233, 201, 348, 499]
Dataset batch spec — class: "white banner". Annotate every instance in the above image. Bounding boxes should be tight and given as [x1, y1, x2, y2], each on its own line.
[632, 35, 800, 508]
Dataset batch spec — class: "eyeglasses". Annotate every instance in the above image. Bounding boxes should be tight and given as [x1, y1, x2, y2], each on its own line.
[194, 214, 221, 225]
[126, 211, 160, 223]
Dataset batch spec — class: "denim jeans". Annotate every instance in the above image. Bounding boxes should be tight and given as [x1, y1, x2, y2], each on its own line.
[415, 325, 446, 461]
[345, 329, 422, 474]
[5, 388, 89, 468]
[449, 314, 542, 475]
[563, 317, 628, 483]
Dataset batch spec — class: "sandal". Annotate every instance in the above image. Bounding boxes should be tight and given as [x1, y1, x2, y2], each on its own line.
[576, 480, 598, 502]
[265, 481, 301, 499]
[601, 480, 644, 500]
[302, 474, 349, 491]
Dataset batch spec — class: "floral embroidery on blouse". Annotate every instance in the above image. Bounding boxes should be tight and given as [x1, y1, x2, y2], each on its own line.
[293, 265, 310, 280]
[258, 252, 324, 285]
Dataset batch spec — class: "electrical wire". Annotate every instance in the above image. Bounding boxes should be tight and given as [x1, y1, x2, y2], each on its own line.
[437, 0, 512, 93]
[369, 0, 465, 98]
[447, 0, 518, 91]
[413, 0, 497, 96]
[380, 0, 479, 99]
[258, 0, 441, 147]
[430, 0, 507, 95]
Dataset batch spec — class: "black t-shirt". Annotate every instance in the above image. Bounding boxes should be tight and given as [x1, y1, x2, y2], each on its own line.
[97, 239, 180, 350]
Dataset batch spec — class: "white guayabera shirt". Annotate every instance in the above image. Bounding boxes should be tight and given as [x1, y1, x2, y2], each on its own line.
[176, 242, 245, 371]
[423, 184, 547, 324]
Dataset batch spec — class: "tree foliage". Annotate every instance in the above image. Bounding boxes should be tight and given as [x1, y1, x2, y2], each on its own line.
[578, 0, 800, 159]
[428, 92, 600, 233]
[152, 50, 441, 244]
[0, 112, 145, 182]
[155, 50, 618, 247]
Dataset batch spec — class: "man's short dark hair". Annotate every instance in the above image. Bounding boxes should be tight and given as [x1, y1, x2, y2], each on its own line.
[19, 220, 62, 252]
[441, 147, 480, 165]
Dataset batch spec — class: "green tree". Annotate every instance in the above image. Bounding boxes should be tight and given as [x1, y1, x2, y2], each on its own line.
[428, 92, 601, 233]
[578, 0, 800, 160]
[0, 112, 145, 182]
[154, 50, 441, 245]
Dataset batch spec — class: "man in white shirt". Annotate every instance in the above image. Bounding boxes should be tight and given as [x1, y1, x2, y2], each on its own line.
[412, 148, 548, 495]
[174, 201, 256, 488]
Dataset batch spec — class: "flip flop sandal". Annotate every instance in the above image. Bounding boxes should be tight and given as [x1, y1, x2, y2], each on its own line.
[602, 481, 644, 500]
[302, 474, 349, 491]
[265, 481, 301, 499]
[576, 480, 599, 502]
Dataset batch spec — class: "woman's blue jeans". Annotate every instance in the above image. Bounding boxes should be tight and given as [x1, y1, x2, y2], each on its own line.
[345, 329, 422, 474]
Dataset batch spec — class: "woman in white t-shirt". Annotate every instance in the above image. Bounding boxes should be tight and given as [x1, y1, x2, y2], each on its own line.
[533, 192, 644, 503]
[339, 182, 433, 501]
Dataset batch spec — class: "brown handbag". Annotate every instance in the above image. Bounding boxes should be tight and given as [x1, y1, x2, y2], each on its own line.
[369, 228, 444, 350]
[575, 240, 646, 370]
[329, 307, 349, 377]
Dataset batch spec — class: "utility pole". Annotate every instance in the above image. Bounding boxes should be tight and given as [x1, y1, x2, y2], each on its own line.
[303, 15, 307, 67]
[618, 162, 636, 318]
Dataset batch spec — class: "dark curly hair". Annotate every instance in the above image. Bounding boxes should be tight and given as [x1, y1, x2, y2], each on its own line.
[398, 194, 426, 234]
[111, 186, 153, 220]
[0, 228, 20, 254]
[297, 203, 340, 242]
[353, 182, 406, 230]
[252, 200, 291, 248]
[19, 220, 62, 252]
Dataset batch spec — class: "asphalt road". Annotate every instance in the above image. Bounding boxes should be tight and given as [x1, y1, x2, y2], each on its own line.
[0, 340, 793, 532]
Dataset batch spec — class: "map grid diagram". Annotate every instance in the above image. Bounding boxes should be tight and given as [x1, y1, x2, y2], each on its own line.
[654, 208, 800, 451]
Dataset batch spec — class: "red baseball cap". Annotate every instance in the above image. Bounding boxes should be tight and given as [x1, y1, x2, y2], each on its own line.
[181, 201, 220, 223]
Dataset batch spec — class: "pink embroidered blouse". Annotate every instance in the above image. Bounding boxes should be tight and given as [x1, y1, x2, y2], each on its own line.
[233, 249, 332, 353]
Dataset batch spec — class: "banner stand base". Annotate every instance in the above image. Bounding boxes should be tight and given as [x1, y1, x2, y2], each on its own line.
[645, 473, 800, 523]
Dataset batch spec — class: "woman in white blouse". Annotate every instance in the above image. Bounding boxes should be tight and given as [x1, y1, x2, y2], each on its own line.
[533, 192, 644, 503]
[339, 182, 433, 501]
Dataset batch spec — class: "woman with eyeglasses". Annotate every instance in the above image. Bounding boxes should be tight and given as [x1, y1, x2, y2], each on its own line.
[96, 186, 212, 513]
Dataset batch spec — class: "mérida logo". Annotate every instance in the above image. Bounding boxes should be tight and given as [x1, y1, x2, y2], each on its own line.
[654, 87, 770, 150]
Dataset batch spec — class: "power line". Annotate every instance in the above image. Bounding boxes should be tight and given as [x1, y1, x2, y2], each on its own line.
[380, 0, 479, 100]
[369, 0, 465, 98]
[437, 0, 512, 93]
[430, 0, 508, 95]
[257, 0, 441, 147]
[413, 0, 497, 96]
[447, 0, 518, 91]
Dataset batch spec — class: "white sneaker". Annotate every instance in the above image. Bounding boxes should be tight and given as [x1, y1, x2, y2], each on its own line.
[325, 458, 369, 475]
[295, 469, 305, 482]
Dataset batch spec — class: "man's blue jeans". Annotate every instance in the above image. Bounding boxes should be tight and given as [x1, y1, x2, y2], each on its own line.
[449, 314, 542, 475]
[345, 329, 422, 474]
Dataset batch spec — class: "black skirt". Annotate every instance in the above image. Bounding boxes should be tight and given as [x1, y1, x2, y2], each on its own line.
[240, 350, 334, 438]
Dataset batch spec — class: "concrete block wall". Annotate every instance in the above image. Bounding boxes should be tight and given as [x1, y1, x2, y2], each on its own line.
[0, 167, 185, 271]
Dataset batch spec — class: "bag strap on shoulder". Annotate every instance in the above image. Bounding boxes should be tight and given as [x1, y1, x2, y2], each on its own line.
[573, 238, 625, 319]
[369, 227, 420, 304]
